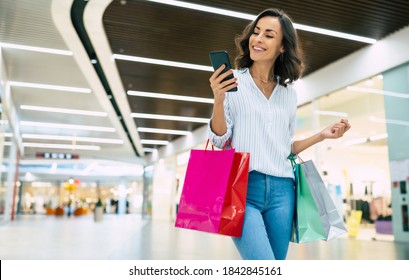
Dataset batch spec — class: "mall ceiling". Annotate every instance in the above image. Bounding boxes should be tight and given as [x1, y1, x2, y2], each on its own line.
[0, 0, 408, 181]
[103, 0, 409, 147]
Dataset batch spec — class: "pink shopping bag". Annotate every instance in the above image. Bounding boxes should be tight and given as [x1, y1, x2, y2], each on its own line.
[175, 141, 249, 237]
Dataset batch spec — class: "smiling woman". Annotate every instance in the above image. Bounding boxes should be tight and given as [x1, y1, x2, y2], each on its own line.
[234, 9, 304, 89]
[208, 8, 351, 260]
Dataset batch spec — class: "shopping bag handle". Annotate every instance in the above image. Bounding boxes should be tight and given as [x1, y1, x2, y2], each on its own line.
[205, 139, 215, 151]
[287, 143, 304, 168]
[223, 139, 233, 150]
[205, 139, 233, 152]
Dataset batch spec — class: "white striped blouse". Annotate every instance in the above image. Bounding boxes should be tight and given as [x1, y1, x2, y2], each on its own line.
[207, 67, 297, 179]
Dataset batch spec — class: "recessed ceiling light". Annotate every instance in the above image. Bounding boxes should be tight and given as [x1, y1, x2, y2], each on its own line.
[131, 113, 209, 123]
[347, 86, 409, 98]
[147, 0, 377, 44]
[369, 116, 409, 126]
[140, 139, 170, 145]
[9, 81, 91, 93]
[0, 42, 73, 55]
[113, 54, 213, 72]
[369, 133, 388, 141]
[138, 127, 192, 136]
[20, 121, 116, 132]
[143, 148, 157, 153]
[22, 134, 123, 144]
[127, 90, 214, 104]
[293, 23, 377, 44]
[344, 137, 368, 146]
[314, 110, 348, 117]
[23, 142, 101, 151]
[20, 105, 107, 117]
[343, 133, 388, 146]
[146, 0, 256, 20]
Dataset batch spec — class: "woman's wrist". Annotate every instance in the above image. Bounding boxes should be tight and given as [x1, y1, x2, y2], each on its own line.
[317, 131, 326, 142]
[213, 95, 224, 106]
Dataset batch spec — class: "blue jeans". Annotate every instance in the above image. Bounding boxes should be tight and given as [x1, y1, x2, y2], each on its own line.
[233, 171, 295, 260]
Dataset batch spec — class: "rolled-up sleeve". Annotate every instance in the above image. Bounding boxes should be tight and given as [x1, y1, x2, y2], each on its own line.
[207, 95, 233, 149]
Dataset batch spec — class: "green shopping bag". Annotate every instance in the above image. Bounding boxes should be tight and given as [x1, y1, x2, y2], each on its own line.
[291, 157, 326, 243]
[289, 154, 347, 243]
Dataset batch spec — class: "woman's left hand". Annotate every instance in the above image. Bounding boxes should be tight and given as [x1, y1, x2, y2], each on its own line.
[320, 119, 351, 139]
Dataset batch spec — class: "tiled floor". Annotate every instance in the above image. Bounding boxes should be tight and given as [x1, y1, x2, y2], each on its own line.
[0, 214, 408, 260]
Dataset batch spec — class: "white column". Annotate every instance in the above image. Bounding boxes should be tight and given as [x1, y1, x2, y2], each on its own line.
[151, 157, 176, 221]
[3, 140, 17, 222]
[117, 178, 127, 214]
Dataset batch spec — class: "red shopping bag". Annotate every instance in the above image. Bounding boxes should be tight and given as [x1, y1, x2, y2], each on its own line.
[175, 140, 250, 237]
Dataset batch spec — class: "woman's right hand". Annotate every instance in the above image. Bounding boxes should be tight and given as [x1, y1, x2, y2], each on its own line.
[209, 65, 237, 103]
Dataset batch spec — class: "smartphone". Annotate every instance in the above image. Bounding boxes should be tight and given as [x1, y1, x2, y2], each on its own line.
[209, 50, 237, 92]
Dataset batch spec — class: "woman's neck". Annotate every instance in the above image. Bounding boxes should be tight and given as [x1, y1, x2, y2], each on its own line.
[250, 63, 274, 83]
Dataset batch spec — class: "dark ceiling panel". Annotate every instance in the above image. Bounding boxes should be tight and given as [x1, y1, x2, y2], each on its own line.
[142, 144, 166, 150]
[103, 0, 409, 153]
[117, 61, 214, 97]
[298, 32, 367, 74]
[104, 0, 246, 65]
[134, 119, 203, 133]
[186, 0, 409, 39]
[138, 132, 175, 142]
[128, 96, 212, 118]
[137, 121, 204, 144]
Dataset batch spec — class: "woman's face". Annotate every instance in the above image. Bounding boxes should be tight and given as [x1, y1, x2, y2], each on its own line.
[249, 16, 284, 63]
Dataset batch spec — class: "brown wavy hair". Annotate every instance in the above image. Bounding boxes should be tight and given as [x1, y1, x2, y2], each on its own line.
[234, 8, 304, 87]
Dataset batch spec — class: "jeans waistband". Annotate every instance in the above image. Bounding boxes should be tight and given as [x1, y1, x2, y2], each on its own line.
[249, 170, 294, 182]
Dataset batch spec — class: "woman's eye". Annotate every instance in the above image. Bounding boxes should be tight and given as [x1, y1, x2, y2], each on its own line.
[252, 31, 259, 35]
[266, 35, 274, 38]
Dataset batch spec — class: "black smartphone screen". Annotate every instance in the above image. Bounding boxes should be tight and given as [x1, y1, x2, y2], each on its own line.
[209, 51, 237, 92]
